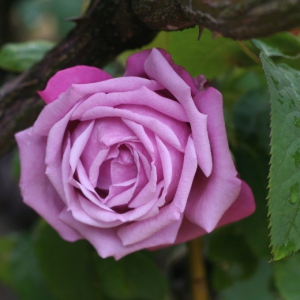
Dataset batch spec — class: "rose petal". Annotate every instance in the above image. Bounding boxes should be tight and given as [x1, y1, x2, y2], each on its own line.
[39, 65, 112, 104]
[88, 148, 109, 187]
[185, 170, 241, 233]
[124, 49, 152, 77]
[69, 121, 94, 174]
[81, 106, 185, 152]
[125, 49, 199, 96]
[44, 104, 79, 202]
[118, 136, 197, 245]
[35, 77, 163, 136]
[155, 136, 183, 201]
[71, 86, 188, 122]
[118, 104, 190, 150]
[93, 117, 137, 147]
[175, 180, 255, 244]
[128, 161, 157, 208]
[15, 128, 81, 241]
[185, 88, 242, 232]
[110, 147, 137, 184]
[217, 180, 256, 227]
[144, 48, 213, 176]
[70, 77, 164, 100]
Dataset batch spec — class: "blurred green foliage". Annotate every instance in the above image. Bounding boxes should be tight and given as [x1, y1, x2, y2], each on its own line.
[0, 41, 53, 72]
[1, 1, 300, 300]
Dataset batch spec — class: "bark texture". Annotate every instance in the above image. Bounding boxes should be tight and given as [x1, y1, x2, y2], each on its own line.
[0, 0, 156, 156]
[133, 0, 300, 38]
[1, 0, 300, 157]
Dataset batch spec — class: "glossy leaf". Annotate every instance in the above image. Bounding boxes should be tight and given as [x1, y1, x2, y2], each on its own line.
[261, 53, 300, 260]
[95, 251, 168, 300]
[0, 41, 53, 72]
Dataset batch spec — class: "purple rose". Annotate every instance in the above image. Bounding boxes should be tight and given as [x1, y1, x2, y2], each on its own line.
[15, 49, 255, 259]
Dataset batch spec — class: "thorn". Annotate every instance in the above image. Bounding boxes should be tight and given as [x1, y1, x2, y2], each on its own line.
[65, 16, 86, 24]
[197, 25, 204, 41]
[19, 79, 39, 88]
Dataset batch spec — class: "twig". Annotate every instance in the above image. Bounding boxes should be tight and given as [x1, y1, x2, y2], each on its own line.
[188, 238, 209, 300]
[237, 41, 261, 65]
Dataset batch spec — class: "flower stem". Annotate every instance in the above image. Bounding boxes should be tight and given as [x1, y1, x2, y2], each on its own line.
[237, 40, 262, 65]
[188, 238, 209, 300]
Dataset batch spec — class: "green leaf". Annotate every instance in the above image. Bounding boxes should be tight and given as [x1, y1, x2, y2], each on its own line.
[207, 226, 258, 290]
[261, 52, 300, 260]
[168, 28, 254, 78]
[233, 144, 271, 258]
[95, 251, 168, 300]
[219, 259, 275, 300]
[0, 236, 16, 286]
[274, 252, 300, 300]
[34, 221, 100, 300]
[252, 33, 300, 59]
[0, 41, 53, 72]
[118, 31, 169, 66]
[119, 28, 256, 79]
[10, 232, 56, 300]
[233, 88, 270, 151]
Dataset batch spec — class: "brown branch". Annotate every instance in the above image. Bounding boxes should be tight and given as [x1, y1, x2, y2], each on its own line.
[133, 0, 300, 39]
[0, 0, 157, 157]
[1, 0, 300, 157]
[179, 0, 300, 39]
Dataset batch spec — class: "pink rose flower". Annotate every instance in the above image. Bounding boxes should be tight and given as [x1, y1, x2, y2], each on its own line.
[15, 49, 255, 259]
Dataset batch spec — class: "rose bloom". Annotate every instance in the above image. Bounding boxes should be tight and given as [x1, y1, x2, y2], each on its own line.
[15, 49, 255, 259]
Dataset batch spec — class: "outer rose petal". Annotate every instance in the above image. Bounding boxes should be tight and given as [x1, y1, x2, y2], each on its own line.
[185, 87, 241, 232]
[125, 48, 199, 95]
[175, 181, 255, 244]
[15, 128, 81, 241]
[217, 181, 255, 227]
[60, 210, 182, 260]
[34, 77, 163, 136]
[38, 66, 112, 104]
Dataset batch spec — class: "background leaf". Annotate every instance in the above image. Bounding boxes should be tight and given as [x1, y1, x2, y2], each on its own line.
[95, 251, 168, 300]
[252, 33, 300, 59]
[207, 226, 258, 290]
[118, 28, 256, 79]
[34, 221, 100, 300]
[218, 259, 275, 300]
[0, 236, 16, 287]
[0, 41, 53, 72]
[274, 252, 300, 300]
[10, 233, 56, 300]
[168, 28, 255, 78]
